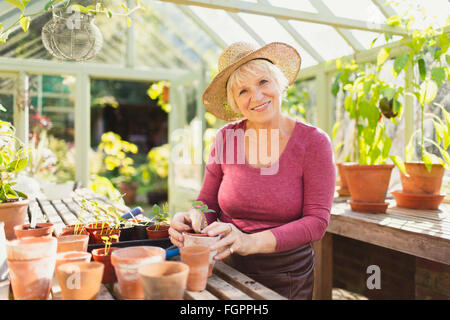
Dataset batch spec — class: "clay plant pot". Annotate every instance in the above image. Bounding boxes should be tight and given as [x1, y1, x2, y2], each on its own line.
[0, 199, 30, 240]
[6, 237, 57, 300]
[57, 234, 89, 253]
[92, 229, 121, 244]
[146, 224, 169, 239]
[14, 222, 54, 239]
[56, 262, 104, 300]
[85, 222, 110, 244]
[183, 232, 220, 277]
[111, 246, 166, 300]
[336, 163, 351, 196]
[138, 261, 189, 300]
[59, 224, 89, 237]
[179, 245, 210, 292]
[400, 162, 445, 195]
[343, 163, 394, 213]
[91, 247, 118, 284]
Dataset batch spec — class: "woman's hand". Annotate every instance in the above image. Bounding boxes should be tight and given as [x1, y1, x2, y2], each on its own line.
[202, 222, 253, 260]
[168, 208, 207, 248]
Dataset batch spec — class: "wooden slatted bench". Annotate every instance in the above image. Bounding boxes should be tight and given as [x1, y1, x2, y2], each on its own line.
[312, 196, 450, 299]
[5, 189, 286, 300]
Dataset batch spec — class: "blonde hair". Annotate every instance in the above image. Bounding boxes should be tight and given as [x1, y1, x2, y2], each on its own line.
[226, 59, 289, 113]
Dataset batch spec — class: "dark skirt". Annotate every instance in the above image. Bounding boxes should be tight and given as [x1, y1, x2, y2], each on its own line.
[224, 244, 315, 300]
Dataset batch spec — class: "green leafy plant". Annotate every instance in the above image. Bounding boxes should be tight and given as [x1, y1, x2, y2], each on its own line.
[150, 202, 168, 231]
[332, 57, 401, 165]
[101, 234, 119, 255]
[0, 120, 28, 203]
[382, 4, 450, 173]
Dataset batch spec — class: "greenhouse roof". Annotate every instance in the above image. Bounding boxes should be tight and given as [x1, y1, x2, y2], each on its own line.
[1, 0, 449, 77]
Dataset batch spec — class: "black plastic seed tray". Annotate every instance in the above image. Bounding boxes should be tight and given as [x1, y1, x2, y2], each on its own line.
[87, 238, 172, 252]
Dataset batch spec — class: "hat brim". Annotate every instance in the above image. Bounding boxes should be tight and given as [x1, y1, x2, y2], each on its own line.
[202, 42, 301, 122]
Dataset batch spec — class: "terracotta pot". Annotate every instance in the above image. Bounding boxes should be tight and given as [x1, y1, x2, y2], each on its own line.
[183, 232, 220, 277]
[92, 229, 121, 244]
[119, 182, 138, 205]
[344, 163, 394, 213]
[111, 246, 166, 300]
[85, 222, 110, 244]
[14, 222, 54, 239]
[138, 261, 189, 300]
[146, 224, 169, 239]
[0, 199, 30, 240]
[179, 245, 210, 292]
[400, 162, 445, 195]
[392, 190, 445, 210]
[55, 251, 92, 272]
[59, 224, 89, 237]
[336, 163, 351, 196]
[57, 234, 89, 253]
[56, 262, 104, 300]
[91, 247, 118, 284]
[6, 237, 57, 300]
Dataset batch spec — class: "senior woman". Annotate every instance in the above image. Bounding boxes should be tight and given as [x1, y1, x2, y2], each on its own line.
[169, 42, 336, 300]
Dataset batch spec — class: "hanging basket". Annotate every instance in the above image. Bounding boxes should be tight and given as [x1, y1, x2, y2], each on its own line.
[42, 8, 103, 61]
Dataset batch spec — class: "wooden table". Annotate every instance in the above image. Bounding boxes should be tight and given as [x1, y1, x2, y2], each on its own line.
[5, 189, 285, 300]
[312, 196, 450, 300]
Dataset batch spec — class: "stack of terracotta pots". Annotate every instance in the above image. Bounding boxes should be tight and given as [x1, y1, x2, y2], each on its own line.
[392, 162, 445, 210]
[6, 237, 57, 300]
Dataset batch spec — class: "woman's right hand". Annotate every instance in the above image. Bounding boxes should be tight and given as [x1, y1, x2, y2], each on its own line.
[169, 211, 192, 248]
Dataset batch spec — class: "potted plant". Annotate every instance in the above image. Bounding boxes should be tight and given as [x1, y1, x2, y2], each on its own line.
[333, 56, 401, 213]
[384, 15, 450, 209]
[0, 120, 30, 240]
[91, 234, 119, 284]
[183, 201, 220, 276]
[146, 203, 169, 239]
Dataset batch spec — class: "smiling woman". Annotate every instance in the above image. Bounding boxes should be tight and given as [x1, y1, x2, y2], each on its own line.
[169, 42, 336, 300]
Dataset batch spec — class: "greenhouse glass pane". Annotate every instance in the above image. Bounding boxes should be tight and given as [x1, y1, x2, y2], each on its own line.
[267, 0, 318, 13]
[237, 12, 318, 68]
[289, 20, 354, 61]
[321, 0, 386, 25]
[189, 6, 262, 45]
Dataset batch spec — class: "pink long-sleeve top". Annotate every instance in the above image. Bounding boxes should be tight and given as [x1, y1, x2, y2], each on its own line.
[196, 119, 336, 252]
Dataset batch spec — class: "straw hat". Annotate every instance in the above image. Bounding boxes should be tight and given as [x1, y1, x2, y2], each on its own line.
[202, 42, 301, 121]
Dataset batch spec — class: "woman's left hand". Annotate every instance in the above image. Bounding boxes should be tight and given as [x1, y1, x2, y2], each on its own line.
[201, 222, 253, 260]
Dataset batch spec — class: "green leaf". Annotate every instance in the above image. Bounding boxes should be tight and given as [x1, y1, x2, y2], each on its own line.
[439, 32, 450, 54]
[331, 73, 342, 97]
[418, 58, 426, 81]
[377, 48, 390, 67]
[19, 16, 30, 33]
[422, 151, 434, 172]
[390, 155, 408, 176]
[332, 121, 342, 140]
[419, 80, 438, 106]
[431, 67, 446, 86]
[393, 53, 410, 75]
[381, 87, 395, 100]
[386, 15, 401, 26]
[382, 136, 392, 159]
[446, 55, 450, 66]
